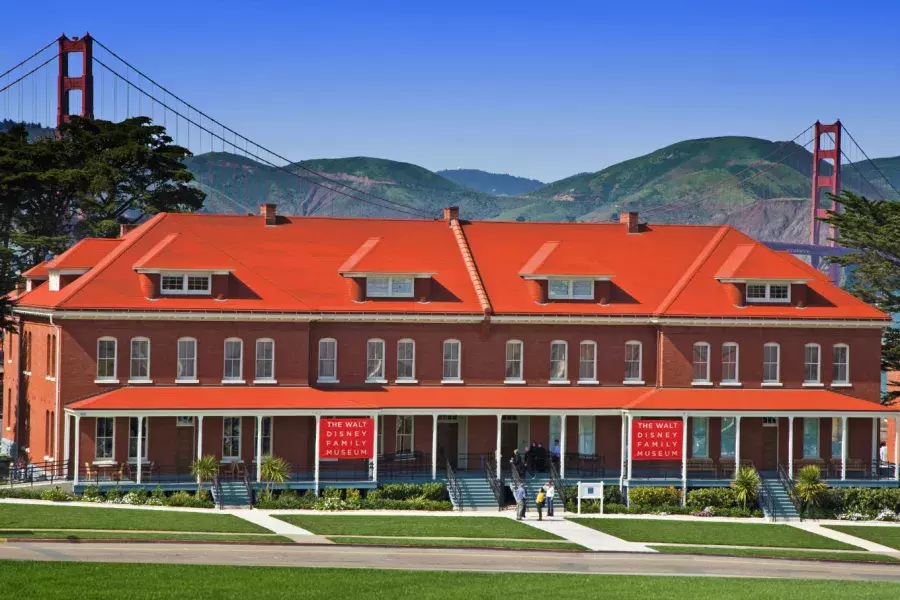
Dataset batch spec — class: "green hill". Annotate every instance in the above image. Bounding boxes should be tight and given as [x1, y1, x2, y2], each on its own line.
[437, 169, 545, 196]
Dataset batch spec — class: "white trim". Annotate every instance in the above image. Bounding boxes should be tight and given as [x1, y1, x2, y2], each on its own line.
[721, 342, 739, 384]
[691, 381, 714, 387]
[719, 382, 743, 387]
[96, 336, 118, 382]
[804, 343, 822, 384]
[440, 379, 465, 385]
[802, 382, 826, 388]
[743, 281, 792, 303]
[365, 338, 386, 382]
[394, 379, 419, 384]
[253, 379, 278, 385]
[548, 380, 571, 385]
[221, 379, 247, 385]
[223, 337, 244, 382]
[339, 271, 436, 278]
[549, 339, 568, 383]
[129, 336, 151, 383]
[135, 268, 233, 275]
[504, 339, 524, 383]
[254, 338, 276, 382]
[222, 416, 242, 460]
[159, 273, 213, 296]
[366, 275, 414, 298]
[830, 383, 853, 389]
[174, 379, 200, 384]
[577, 379, 600, 385]
[547, 278, 594, 300]
[127, 379, 154, 385]
[95, 416, 115, 461]
[763, 342, 781, 384]
[396, 338, 416, 382]
[504, 379, 527, 385]
[622, 380, 645, 385]
[93, 379, 120, 385]
[692, 341, 711, 384]
[128, 416, 149, 461]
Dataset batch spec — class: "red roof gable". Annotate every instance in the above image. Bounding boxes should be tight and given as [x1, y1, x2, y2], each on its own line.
[518, 241, 613, 277]
[715, 244, 811, 281]
[22, 260, 50, 280]
[44, 238, 121, 270]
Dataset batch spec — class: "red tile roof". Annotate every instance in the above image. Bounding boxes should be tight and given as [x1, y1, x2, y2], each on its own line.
[627, 388, 892, 413]
[518, 241, 613, 277]
[715, 244, 812, 281]
[44, 238, 122, 270]
[21, 260, 50, 279]
[132, 232, 236, 272]
[338, 237, 438, 275]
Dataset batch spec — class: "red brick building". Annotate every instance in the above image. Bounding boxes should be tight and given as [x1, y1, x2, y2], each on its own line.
[3, 206, 898, 491]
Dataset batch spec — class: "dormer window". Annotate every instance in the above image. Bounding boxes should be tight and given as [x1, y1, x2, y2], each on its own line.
[160, 273, 211, 295]
[366, 276, 414, 298]
[746, 282, 790, 303]
[548, 278, 593, 300]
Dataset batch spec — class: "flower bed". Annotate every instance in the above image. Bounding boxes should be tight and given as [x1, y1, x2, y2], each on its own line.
[256, 483, 452, 511]
[0, 486, 214, 508]
[564, 485, 763, 518]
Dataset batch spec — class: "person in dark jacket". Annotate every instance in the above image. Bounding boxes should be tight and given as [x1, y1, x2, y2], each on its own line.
[526, 442, 537, 478]
[536, 442, 547, 473]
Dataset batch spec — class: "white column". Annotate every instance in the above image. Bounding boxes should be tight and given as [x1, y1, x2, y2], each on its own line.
[619, 413, 627, 487]
[314, 414, 321, 494]
[559, 415, 567, 479]
[72, 415, 81, 486]
[495, 414, 502, 473]
[626, 414, 633, 481]
[894, 416, 899, 481]
[841, 416, 848, 481]
[734, 415, 741, 477]
[431, 414, 438, 480]
[681, 415, 688, 506]
[255, 415, 263, 483]
[196, 415, 204, 485]
[371, 414, 379, 483]
[136, 416, 144, 484]
[63, 414, 71, 478]
[788, 416, 794, 479]
[871, 418, 878, 476]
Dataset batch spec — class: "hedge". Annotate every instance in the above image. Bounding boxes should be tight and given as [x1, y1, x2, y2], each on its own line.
[255, 483, 452, 511]
[0, 486, 214, 508]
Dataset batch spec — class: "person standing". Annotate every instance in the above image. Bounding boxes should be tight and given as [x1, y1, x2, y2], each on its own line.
[551, 439, 561, 464]
[535, 485, 546, 521]
[515, 483, 527, 520]
[543, 481, 556, 517]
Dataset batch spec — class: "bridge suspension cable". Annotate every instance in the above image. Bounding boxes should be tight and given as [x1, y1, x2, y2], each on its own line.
[841, 124, 900, 200]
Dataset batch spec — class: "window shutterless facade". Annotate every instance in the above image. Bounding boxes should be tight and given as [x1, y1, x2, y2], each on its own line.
[176, 337, 197, 381]
[803, 417, 819, 458]
[223, 338, 244, 382]
[579, 341, 597, 382]
[129, 337, 150, 381]
[832, 344, 849, 384]
[804, 343, 821, 384]
[128, 417, 149, 461]
[318, 338, 337, 381]
[95, 417, 114, 460]
[96, 337, 117, 381]
[548, 278, 593, 300]
[721, 342, 738, 383]
[223, 417, 241, 460]
[504, 340, 523, 382]
[549, 341, 568, 382]
[160, 273, 211, 295]
[396, 415, 413, 456]
[763, 343, 780, 383]
[720, 417, 736, 458]
[366, 276, 414, 298]
[255, 339, 275, 381]
[366, 339, 386, 382]
[396, 339, 416, 381]
[745, 282, 790, 302]
[624, 341, 642, 382]
[692, 342, 710, 383]
[578, 416, 595, 455]
[442, 339, 461, 382]
[692, 417, 709, 458]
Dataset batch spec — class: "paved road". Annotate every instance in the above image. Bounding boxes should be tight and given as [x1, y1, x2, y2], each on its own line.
[2, 542, 900, 581]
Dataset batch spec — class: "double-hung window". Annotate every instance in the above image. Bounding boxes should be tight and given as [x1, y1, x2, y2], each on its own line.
[95, 417, 114, 461]
[254, 416, 273, 456]
[318, 339, 337, 382]
[366, 276, 414, 298]
[624, 341, 642, 383]
[692, 417, 709, 458]
[721, 343, 739, 384]
[804, 344, 821, 384]
[720, 417, 736, 458]
[396, 416, 413, 456]
[745, 282, 790, 303]
[177, 337, 197, 381]
[223, 338, 244, 382]
[579, 341, 597, 382]
[129, 337, 150, 382]
[548, 278, 593, 300]
[549, 341, 568, 382]
[255, 339, 275, 382]
[160, 273, 211, 295]
[223, 417, 241, 460]
[128, 417, 149, 461]
[442, 340, 461, 382]
[96, 337, 117, 381]
[763, 343, 780, 384]
[831, 417, 842, 459]
[832, 344, 849, 385]
[366, 339, 386, 382]
[803, 418, 819, 458]
[397, 339, 416, 381]
[692, 342, 710, 383]
[505, 340, 523, 382]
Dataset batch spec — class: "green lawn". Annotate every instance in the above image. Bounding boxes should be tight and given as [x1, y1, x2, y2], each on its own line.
[569, 518, 859, 550]
[327, 536, 583, 551]
[651, 545, 900, 564]
[276, 515, 561, 540]
[0, 504, 266, 534]
[2, 562, 899, 599]
[825, 526, 900, 550]
[0, 530, 291, 543]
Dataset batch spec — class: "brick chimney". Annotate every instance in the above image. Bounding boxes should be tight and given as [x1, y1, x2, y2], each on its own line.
[261, 203, 277, 226]
[621, 211, 640, 234]
[119, 223, 137, 238]
[443, 206, 460, 222]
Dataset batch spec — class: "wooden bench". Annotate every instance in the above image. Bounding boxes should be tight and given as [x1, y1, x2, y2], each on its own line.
[686, 458, 716, 476]
[719, 458, 753, 478]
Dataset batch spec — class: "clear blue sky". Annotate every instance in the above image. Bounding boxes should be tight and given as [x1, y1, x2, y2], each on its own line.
[3, 0, 899, 182]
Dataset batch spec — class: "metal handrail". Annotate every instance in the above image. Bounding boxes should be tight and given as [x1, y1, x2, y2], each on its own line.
[212, 475, 224, 509]
[757, 479, 778, 522]
[484, 456, 504, 510]
[777, 463, 802, 520]
[241, 470, 254, 506]
[3, 459, 67, 486]
[445, 460, 462, 512]
[548, 456, 567, 508]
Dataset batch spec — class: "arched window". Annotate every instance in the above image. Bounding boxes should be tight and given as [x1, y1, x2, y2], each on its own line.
[579, 341, 597, 383]
[832, 344, 850, 385]
[721, 342, 739, 384]
[442, 339, 462, 382]
[804, 343, 821, 384]
[366, 339, 386, 382]
[255, 338, 275, 382]
[96, 337, 118, 382]
[549, 340, 568, 383]
[504, 340, 523, 382]
[763, 343, 780, 384]
[692, 342, 710, 383]
[223, 338, 244, 382]
[624, 341, 642, 383]
[176, 337, 197, 381]
[397, 339, 416, 382]
[318, 338, 338, 382]
[129, 337, 151, 382]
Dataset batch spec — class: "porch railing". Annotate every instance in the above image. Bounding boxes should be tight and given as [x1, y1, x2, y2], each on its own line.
[548, 456, 567, 508]
[3, 460, 68, 486]
[445, 460, 462, 512]
[212, 475, 224, 509]
[484, 456, 504, 510]
[563, 453, 606, 478]
[757, 478, 777, 522]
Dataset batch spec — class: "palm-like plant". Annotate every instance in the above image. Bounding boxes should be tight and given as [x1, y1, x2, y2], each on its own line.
[190, 455, 220, 494]
[793, 464, 828, 514]
[730, 466, 760, 509]
[260, 454, 290, 492]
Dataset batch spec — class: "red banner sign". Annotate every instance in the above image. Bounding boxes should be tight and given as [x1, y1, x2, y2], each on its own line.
[631, 419, 683, 461]
[319, 418, 375, 460]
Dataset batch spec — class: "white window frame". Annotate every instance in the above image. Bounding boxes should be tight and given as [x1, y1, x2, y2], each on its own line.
[222, 416, 242, 461]
[830, 416, 842, 459]
[95, 417, 115, 462]
[762, 342, 781, 386]
[692, 417, 709, 458]
[128, 337, 151, 383]
[222, 338, 244, 383]
[442, 339, 462, 383]
[504, 340, 524, 383]
[395, 415, 414, 457]
[721, 342, 739, 385]
[832, 343, 850, 386]
[396, 338, 416, 383]
[254, 416, 274, 456]
[803, 417, 819, 459]
[745, 281, 791, 303]
[317, 338, 338, 383]
[577, 415, 595, 455]
[254, 338, 276, 383]
[128, 417, 149, 462]
[159, 273, 212, 295]
[692, 342, 711, 385]
[720, 417, 736, 458]
[366, 275, 414, 298]
[96, 337, 118, 383]
[176, 337, 198, 383]
[366, 338, 387, 383]
[803, 343, 822, 386]
[548, 278, 594, 300]
[549, 340, 569, 384]
[578, 340, 598, 384]
[623, 341, 643, 384]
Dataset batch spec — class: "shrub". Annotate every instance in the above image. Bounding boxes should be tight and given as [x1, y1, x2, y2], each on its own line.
[322, 487, 343, 500]
[81, 486, 104, 502]
[147, 486, 166, 506]
[629, 486, 681, 508]
[563, 485, 623, 512]
[166, 489, 214, 508]
[731, 467, 761, 509]
[686, 487, 742, 509]
[794, 465, 828, 514]
[40, 486, 74, 502]
[419, 482, 449, 502]
[0, 488, 43, 500]
[257, 490, 317, 509]
[360, 498, 452, 511]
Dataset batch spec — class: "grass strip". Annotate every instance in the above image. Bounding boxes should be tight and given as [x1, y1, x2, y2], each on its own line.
[569, 518, 859, 550]
[651, 545, 900, 564]
[0, 530, 293, 543]
[2, 561, 899, 599]
[327, 536, 584, 551]
[0, 504, 266, 534]
[276, 515, 561, 540]
[824, 526, 900, 551]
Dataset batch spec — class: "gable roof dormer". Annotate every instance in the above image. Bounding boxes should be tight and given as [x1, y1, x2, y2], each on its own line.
[338, 237, 438, 303]
[518, 241, 616, 304]
[132, 232, 236, 300]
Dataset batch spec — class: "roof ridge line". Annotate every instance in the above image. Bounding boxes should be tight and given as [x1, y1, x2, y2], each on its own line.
[654, 225, 730, 315]
[449, 219, 492, 316]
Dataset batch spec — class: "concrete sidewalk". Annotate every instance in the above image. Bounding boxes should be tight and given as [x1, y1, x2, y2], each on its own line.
[517, 517, 655, 553]
[227, 510, 323, 543]
[790, 522, 898, 555]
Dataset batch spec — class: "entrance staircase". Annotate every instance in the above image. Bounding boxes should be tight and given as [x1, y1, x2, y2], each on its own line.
[453, 477, 504, 510]
[212, 477, 252, 508]
[761, 477, 800, 521]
